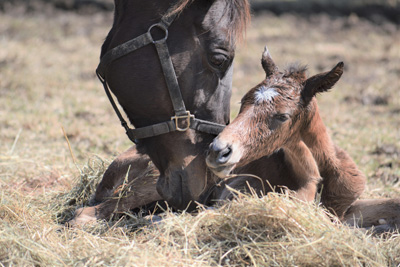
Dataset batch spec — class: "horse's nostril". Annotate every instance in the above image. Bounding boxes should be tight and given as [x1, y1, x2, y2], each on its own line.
[217, 146, 232, 164]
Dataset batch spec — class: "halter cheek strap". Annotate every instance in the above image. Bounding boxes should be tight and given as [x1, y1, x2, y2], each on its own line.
[96, 7, 225, 144]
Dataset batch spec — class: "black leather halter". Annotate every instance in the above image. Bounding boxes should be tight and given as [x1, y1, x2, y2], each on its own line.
[96, 6, 226, 144]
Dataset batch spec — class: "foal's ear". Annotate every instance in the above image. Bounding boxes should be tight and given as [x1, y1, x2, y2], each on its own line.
[261, 46, 278, 77]
[302, 62, 344, 104]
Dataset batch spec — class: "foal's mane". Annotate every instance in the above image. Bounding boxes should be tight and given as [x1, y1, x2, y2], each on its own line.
[283, 63, 308, 82]
[171, 0, 250, 42]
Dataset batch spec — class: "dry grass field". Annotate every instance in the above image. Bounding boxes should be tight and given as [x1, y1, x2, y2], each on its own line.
[0, 3, 399, 266]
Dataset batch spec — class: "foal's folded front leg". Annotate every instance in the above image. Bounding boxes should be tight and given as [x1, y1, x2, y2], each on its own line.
[91, 146, 159, 204]
[68, 146, 162, 226]
[283, 140, 322, 202]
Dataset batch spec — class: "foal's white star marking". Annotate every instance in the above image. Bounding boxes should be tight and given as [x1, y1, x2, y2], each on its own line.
[254, 86, 280, 104]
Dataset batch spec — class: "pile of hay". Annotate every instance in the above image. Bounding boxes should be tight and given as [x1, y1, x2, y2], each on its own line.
[137, 193, 400, 266]
[2, 158, 399, 265]
[52, 157, 108, 224]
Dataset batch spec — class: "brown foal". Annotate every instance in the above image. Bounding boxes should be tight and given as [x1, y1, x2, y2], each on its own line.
[207, 47, 400, 231]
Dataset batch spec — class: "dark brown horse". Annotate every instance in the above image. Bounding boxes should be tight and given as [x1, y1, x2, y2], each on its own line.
[206, 47, 400, 231]
[69, 0, 250, 225]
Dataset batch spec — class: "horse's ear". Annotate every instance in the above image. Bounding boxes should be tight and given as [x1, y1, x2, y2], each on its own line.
[261, 46, 278, 77]
[302, 62, 344, 104]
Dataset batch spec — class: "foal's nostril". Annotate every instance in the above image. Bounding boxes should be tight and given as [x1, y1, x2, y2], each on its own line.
[217, 146, 232, 164]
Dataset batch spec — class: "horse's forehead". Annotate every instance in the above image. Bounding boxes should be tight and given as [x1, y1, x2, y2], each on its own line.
[199, 0, 248, 46]
[200, 2, 232, 36]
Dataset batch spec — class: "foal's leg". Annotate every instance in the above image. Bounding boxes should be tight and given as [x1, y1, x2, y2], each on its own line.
[91, 146, 156, 203]
[320, 146, 366, 218]
[343, 198, 400, 232]
[69, 174, 161, 226]
[68, 146, 162, 226]
[283, 140, 322, 202]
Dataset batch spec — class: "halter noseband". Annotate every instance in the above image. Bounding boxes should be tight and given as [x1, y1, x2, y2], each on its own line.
[96, 6, 225, 144]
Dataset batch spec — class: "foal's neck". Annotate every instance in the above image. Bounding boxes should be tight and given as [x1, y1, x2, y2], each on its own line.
[300, 100, 338, 172]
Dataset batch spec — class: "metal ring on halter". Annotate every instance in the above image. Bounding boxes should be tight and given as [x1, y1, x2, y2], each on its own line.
[148, 23, 169, 44]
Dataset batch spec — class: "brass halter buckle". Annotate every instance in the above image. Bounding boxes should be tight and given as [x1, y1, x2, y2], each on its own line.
[171, 111, 195, 132]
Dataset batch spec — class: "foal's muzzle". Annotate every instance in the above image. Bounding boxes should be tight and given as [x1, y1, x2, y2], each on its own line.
[206, 139, 237, 178]
[208, 140, 233, 165]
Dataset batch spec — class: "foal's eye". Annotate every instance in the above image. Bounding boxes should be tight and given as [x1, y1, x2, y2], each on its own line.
[209, 53, 228, 68]
[274, 114, 290, 123]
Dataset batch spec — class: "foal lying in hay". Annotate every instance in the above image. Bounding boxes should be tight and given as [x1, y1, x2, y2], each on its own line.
[206, 46, 400, 232]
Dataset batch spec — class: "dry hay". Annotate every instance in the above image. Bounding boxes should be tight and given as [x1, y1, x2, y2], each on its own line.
[34, 159, 400, 265]
[0, 4, 399, 266]
[1, 157, 400, 266]
[52, 157, 108, 224]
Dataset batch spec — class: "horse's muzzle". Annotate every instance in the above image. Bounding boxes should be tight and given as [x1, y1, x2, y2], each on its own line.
[156, 171, 197, 211]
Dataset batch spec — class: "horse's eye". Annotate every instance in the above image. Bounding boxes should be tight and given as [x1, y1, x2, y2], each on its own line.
[274, 114, 289, 123]
[209, 53, 228, 68]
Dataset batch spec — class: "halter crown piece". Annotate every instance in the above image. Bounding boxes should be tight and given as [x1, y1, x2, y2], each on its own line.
[96, 4, 225, 144]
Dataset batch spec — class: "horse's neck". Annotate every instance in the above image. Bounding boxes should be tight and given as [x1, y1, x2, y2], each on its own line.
[299, 101, 339, 173]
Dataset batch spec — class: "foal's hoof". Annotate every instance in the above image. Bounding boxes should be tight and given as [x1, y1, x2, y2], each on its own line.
[66, 206, 98, 227]
[366, 224, 399, 235]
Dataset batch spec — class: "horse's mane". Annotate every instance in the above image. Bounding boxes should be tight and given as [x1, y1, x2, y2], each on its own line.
[171, 0, 250, 42]
[115, 0, 249, 43]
